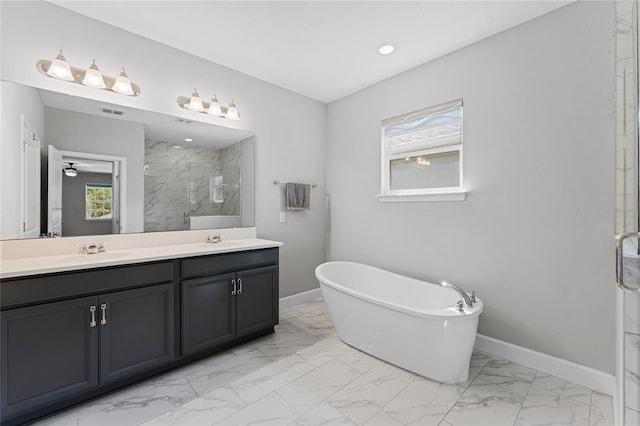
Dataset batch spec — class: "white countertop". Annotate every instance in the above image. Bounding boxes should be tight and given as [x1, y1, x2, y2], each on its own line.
[0, 238, 282, 279]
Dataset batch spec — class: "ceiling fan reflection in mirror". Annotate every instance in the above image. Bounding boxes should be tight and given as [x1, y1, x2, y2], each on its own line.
[63, 162, 78, 177]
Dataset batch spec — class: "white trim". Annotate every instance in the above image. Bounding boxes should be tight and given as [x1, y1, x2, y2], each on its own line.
[475, 334, 616, 396]
[279, 288, 322, 309]
[378, 191, 467, 202]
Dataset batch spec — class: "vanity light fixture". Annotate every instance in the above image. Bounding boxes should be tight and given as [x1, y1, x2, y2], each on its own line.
[177, 90, 240, 120]
[82, 59, 106, 89]
[46, 50, 74, 81]
[185, 89, 205, 112]
[208, 95, 222, 116]
[112, 68, 135, 96]
[37, 50, 141, 96]
[225, 100, 239, 121]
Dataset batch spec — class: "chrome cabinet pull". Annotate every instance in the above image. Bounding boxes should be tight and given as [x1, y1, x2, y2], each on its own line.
[616, 233, 640, 294]
[100, 303, 107, 325]
[89, 305, 97, 327]
[238, 278, 243, 294]
[231, 279, 237, 296]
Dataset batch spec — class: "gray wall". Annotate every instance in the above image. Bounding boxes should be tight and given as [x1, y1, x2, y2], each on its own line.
[45, 108, 145, 233]
[1, 1, 327, 297]
[62, 172, 112, 237]
[326, 1, 615, 373]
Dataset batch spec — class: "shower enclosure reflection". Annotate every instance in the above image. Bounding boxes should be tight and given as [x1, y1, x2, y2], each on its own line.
[144, 139, 244, 232]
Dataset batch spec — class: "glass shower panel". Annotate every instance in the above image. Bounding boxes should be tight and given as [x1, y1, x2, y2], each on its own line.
[188, 141, 242, 218]
[143, 141, 190, 232]
[616, 0, 638, 235]
[616, 2, 640, 424]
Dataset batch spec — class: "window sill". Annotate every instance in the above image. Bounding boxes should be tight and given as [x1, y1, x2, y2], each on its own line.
[377, 190, 467, 203]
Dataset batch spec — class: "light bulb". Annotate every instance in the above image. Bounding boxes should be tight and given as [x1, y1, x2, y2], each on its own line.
[82, 59, 106, 89]
[378, 43, 395, 55]
[46, 50, 75, 81]
[112, 67, 135, 96]
[225, 99, 240, 120]
[186, 89, 204, 112]
[207, 95, 223, 116]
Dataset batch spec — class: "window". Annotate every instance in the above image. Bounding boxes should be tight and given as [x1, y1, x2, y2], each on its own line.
[85, 183, 113, 220]
[379, 99, 465, 202]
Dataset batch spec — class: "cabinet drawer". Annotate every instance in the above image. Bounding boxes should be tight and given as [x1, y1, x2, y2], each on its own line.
[181, 248, 278, 279]
[1, 262, 174, 310]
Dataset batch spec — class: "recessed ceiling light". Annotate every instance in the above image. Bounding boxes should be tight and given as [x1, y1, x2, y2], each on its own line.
[185, 138, 193, 142]
[378, 43, 395, 55]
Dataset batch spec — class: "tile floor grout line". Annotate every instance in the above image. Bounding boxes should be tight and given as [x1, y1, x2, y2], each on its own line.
[587, 389, 594, 426]
[511, 367, 538, 425]
[372, 375, 415, 423]
[438, 355, 495, 426]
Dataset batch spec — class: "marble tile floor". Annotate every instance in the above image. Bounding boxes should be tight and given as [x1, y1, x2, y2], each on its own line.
[35, 299, 614, 426]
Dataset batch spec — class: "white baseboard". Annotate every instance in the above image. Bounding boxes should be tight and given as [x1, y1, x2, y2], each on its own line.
[279, 288, 323, 309]
[475, 334, 616, 396]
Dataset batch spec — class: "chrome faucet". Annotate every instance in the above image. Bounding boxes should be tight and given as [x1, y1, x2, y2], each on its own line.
[79, 242, 106, 254]
[206, 234, 222, 244]
[441, 281, 475, 308]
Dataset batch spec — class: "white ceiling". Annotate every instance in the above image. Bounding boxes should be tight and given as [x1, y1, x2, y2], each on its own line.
[50, 1, 572, 104]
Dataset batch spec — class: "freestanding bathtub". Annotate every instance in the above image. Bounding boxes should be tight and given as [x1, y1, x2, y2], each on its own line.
[315, 261, 483, 384]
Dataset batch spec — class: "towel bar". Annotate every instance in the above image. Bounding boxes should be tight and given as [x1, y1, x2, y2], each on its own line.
[273, 180, 318, 188]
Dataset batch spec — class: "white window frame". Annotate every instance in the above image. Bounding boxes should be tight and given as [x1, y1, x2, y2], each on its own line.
[378, 99, 466, 202]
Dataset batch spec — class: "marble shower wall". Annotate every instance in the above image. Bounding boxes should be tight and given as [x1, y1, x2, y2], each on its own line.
[144, 140, 241, 232]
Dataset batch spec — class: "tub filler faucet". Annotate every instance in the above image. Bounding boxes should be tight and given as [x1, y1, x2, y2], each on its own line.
[441, 281, 476, 308]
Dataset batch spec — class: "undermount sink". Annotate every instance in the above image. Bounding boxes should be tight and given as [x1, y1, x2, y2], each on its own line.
[195, 241, 243, 249]
[58, 252, 131, 262]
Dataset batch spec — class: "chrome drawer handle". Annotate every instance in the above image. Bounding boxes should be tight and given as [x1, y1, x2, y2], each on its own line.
[231, 279, 237, 296]
[100, 303, 107, 325]
[89, 305, 96, 328]
[238, 278, 242, 294]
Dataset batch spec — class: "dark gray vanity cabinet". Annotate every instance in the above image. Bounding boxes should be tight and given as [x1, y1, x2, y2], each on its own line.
[98, 284, 174, 383]
[0, 284, 174, 418]
[0, 247, 279, 426]
[180, 249, 279, 356]
[181, 273, 236, 355]
[0, 261, 175, 424]
[235, 266, 279, 337]
[0, 297, 99, 417]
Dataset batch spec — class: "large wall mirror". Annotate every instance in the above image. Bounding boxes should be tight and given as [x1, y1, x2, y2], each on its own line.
[0, 81, 255, 240]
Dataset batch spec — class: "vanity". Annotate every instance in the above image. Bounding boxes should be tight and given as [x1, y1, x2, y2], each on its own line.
[0, 228, 281, 426]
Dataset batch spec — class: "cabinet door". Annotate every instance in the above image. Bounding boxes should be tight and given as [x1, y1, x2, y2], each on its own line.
[99, 284, 174, 383]
[181, 273, 235, 356]
[236, 266, 278, 338]
[1, 297, 98, 417]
